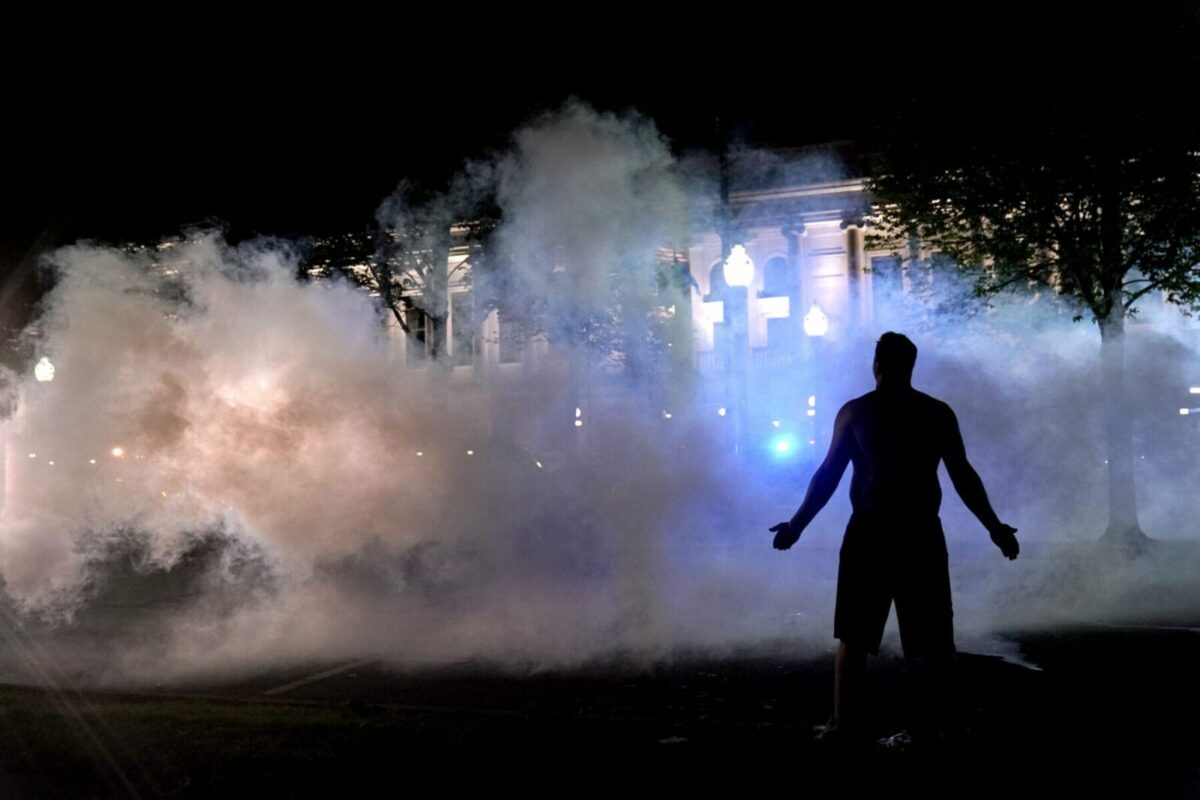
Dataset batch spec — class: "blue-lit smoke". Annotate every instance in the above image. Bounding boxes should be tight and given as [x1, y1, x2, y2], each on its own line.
[768, 432, 800, 459]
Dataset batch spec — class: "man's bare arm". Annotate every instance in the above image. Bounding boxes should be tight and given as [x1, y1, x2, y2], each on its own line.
[942, 407, 1019, 559]
[771, 403, 854, 550]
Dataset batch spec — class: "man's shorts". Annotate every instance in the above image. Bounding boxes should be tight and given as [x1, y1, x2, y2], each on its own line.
[834, 511, 955, 657]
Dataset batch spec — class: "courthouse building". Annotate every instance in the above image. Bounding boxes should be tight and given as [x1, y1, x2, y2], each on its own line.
[388, 143, 909, 461]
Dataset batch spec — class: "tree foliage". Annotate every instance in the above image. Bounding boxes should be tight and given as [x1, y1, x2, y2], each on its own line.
[864, 94, 1200, 548]
[866, 139, 1200, 324]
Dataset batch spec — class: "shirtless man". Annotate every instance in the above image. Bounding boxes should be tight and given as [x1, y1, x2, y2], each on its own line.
[770, 332, 1019, 740]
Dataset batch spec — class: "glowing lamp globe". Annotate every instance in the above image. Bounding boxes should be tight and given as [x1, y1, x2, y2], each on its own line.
[34, 357, 55, 382]
[803, 303, 829, 338]
[769, 432, 799, 459]
[722, 245, 755, 288]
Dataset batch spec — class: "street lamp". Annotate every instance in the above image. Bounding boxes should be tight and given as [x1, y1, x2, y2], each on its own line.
[34, 357, 55, 382]
[722, 245, 754, 457]
[803, 303, 829, 338]
[723, 245, 754, 288]
[804, 304, 829, 449]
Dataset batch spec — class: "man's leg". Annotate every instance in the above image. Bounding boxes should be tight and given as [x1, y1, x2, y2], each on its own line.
[829, 513, 886, 737]
[832, 639, 868, 730]
[896, 518, 960, 735]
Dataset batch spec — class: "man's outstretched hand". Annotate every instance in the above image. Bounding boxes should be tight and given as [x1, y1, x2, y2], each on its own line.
[989, 524, 1020, 560]
[771, 521, 801, 550]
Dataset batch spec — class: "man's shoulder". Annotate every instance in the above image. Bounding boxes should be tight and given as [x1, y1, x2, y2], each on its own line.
[912, 390, 957, 421]
[911, 388, 948, 407]
[849, 389, 948, 406]
[840, 390, 954, 422]
[840, 393, 873, 415]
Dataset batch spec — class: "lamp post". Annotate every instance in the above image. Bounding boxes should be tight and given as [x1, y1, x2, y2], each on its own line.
[34, 357, 55, 383]
[724, 245, 754, 456]
[803, 303, 828, 338]
[804, 303, 828, 448]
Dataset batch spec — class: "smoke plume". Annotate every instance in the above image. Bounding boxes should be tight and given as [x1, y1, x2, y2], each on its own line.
[0, 102, 1197, 685]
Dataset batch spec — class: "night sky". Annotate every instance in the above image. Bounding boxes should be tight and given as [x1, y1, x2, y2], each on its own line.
[2, 5, 1198, 328]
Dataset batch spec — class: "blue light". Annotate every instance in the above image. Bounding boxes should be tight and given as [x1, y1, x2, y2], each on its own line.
[769, 432, 799, 459]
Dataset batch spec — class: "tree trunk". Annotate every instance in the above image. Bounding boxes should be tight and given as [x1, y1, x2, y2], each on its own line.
[1097, 306, 1151, 553]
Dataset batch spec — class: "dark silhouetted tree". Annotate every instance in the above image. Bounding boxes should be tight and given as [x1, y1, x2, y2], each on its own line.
[866, 73, 1200, 551]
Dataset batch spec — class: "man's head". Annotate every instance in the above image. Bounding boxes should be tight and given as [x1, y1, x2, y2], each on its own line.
[874, 332, 917, 385]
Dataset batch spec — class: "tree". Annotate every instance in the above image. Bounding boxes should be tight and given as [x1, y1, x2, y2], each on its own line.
[302, 184, 487, 365]
[866, 112, 1200, 552]
[301, 192, 688, 379]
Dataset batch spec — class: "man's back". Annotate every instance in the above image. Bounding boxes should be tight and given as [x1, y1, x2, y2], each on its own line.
[771, 331, 1016, 563]
[770, 332, 1018, 743]
[842, 388, 954, 518]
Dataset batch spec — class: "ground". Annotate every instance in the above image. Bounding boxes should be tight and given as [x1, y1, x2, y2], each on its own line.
[0, 626, 1197, 798]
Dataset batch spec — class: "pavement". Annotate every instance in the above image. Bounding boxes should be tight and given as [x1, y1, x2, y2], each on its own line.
[0, 625, 1197, 798]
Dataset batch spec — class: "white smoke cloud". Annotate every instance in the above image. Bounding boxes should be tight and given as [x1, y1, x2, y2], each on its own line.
[0, 102, 1197, 685]
[494, 101, 686, 310]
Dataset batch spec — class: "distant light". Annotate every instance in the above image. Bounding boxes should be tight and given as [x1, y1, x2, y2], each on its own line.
[809, 439, 816, 445]
[48, 461, 54, 466]
[771, 420, 781, 428]
[34, 357, 55, 382]
[717, 407, 727, 417]
[161, 491, 168, 498]
[466, 449, 474, 455]
[1182, 409, 1192, 416]
[28, 453, 35, 459]
[574, 419, 583, 427]
[662, 410, 672, 420]
[115, 477, 123, 483]
[769, 433, 799, 458]
[416, 451, 424, 456]
[803, 303, 829, 338]
[1191, 387, 1200, 394]
[723, 244, 755, 288]
[535, 460, 544, 469]
[89, 459, 96, 465]
[575, 407, 582, 418]
[808, 395, 817, 408]
[111, 447, 125, 458]
[807, 409, 816, 417]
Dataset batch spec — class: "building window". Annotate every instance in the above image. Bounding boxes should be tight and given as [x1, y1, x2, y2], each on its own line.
[707, 259, 728, 298]
[406, 305, 428, 364]
[761, 256, 792, 297]
[498, 311, 521, 364]
[870, 255, 903, 299]
[451, 292, 475, 367]
[930, 252, 957, 270]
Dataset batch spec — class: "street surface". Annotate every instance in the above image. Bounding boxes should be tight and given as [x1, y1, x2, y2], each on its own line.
[0, 626, 1196, 798]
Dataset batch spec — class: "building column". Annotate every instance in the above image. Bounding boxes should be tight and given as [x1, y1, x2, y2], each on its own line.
[842, 216, 866, 330]
[782, 221, 806, 348]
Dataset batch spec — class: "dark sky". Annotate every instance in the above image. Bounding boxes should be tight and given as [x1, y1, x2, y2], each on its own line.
[2, 4, 1198, 318]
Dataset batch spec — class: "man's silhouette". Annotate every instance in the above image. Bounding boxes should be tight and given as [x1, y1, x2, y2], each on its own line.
[770, 332, 1018, 742]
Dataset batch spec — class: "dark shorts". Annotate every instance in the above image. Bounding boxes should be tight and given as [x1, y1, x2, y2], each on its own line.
[834, 511, 955, 657]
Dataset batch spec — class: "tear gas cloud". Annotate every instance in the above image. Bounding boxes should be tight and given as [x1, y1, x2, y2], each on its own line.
[1, 102, 1198, 684]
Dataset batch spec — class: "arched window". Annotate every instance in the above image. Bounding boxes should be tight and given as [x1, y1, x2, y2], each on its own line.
[761, 256, 792, 297]
[707, 259, 728, 298]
